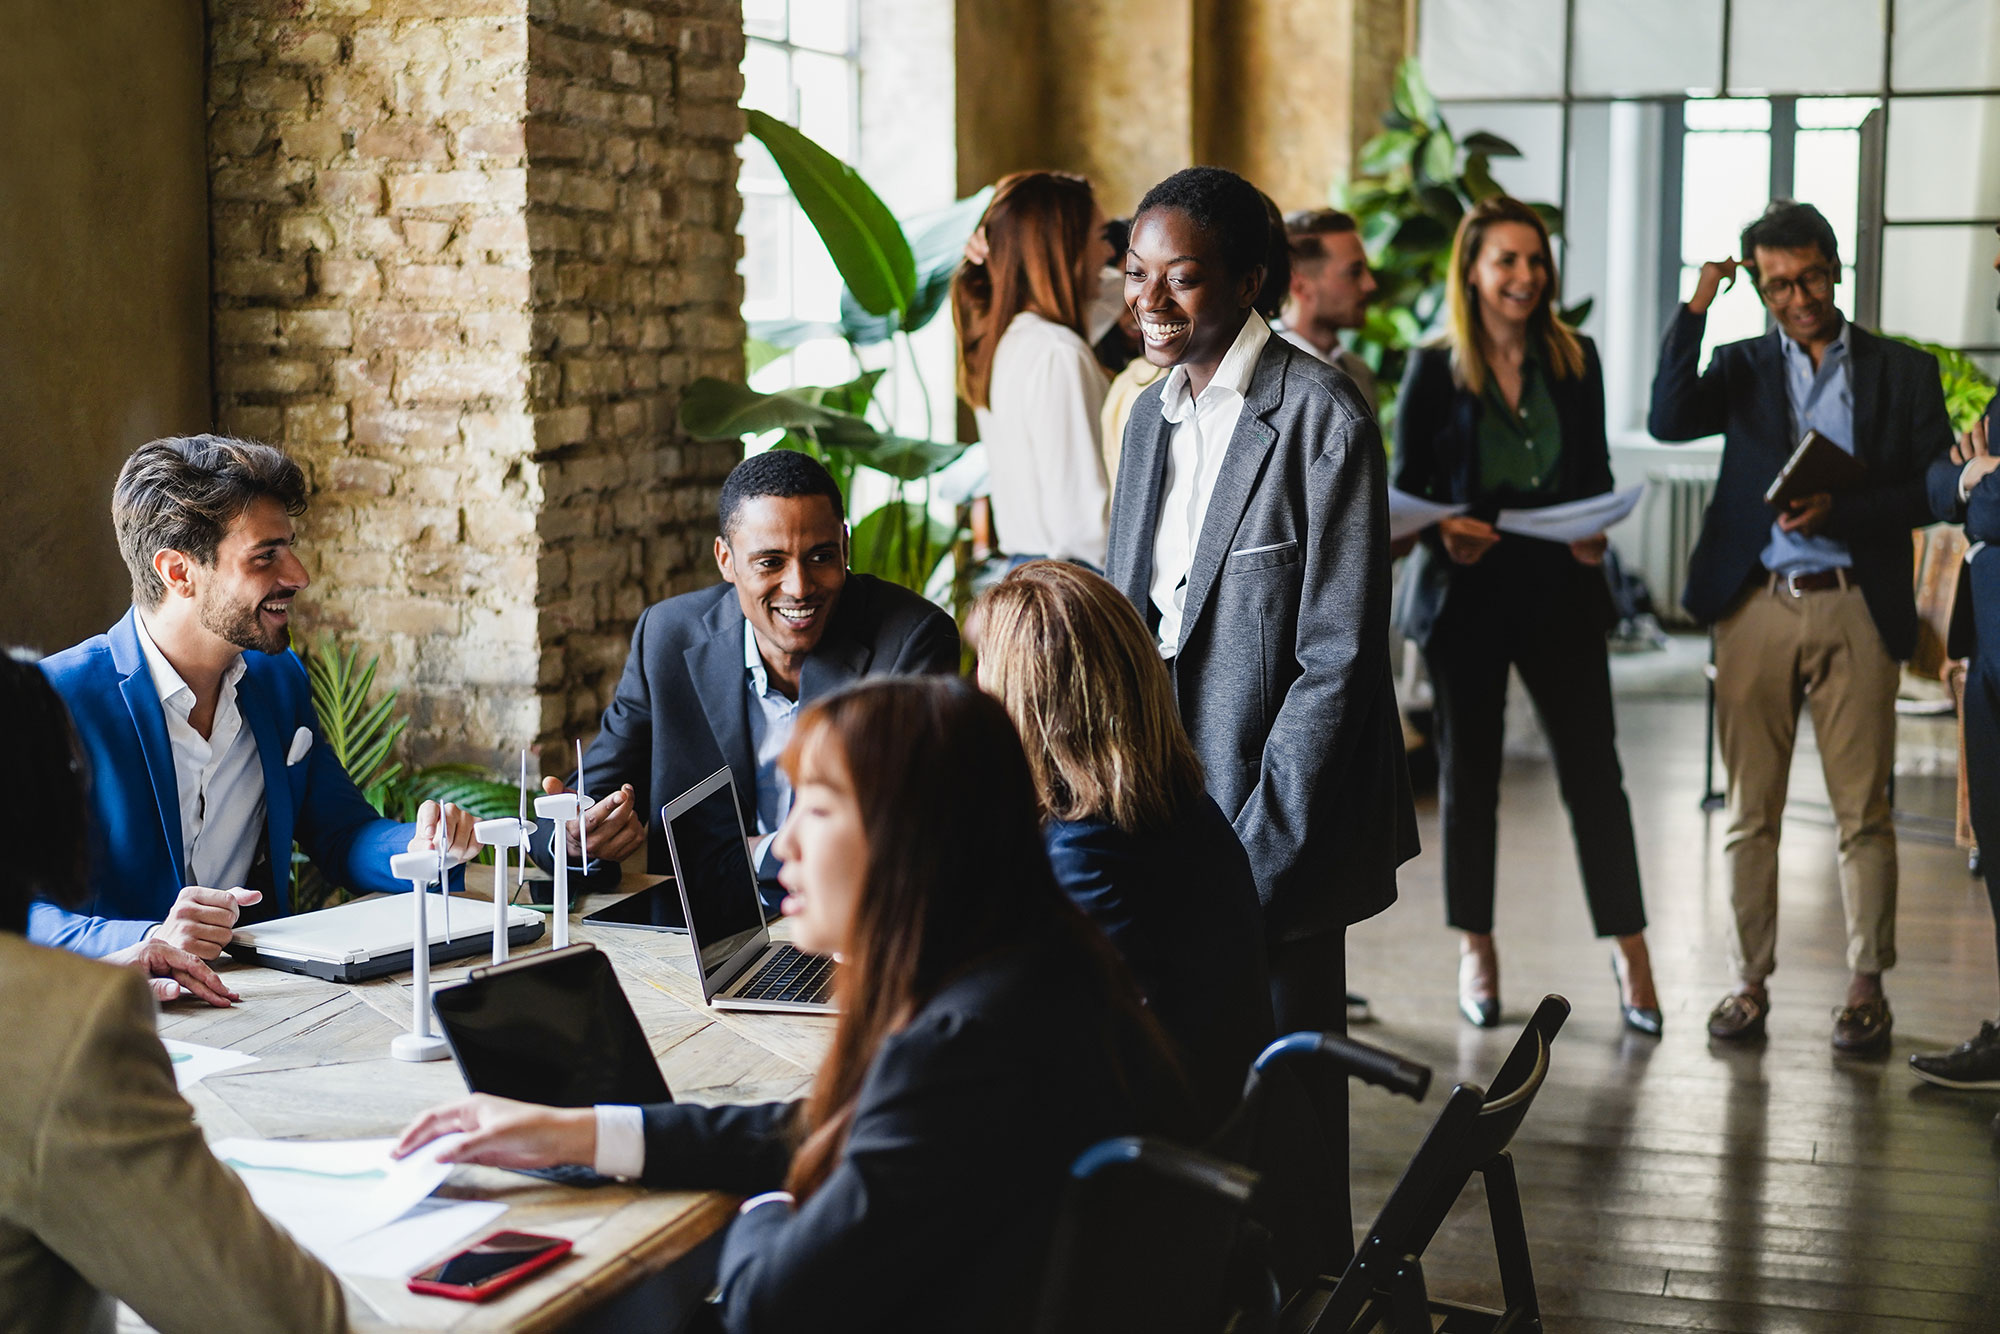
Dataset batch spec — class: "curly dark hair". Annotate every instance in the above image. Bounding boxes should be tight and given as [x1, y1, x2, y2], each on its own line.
[1135, 166, 1272, 282]
[719, 448, 845, 540]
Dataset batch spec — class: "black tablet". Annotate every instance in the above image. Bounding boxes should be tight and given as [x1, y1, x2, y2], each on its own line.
[581, 879, 688, 934]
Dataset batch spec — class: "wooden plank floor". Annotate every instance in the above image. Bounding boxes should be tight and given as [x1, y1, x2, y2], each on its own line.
[1345, 671, 2000, 1332]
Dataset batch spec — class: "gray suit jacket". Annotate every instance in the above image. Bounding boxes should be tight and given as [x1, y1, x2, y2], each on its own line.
[1107, 337, 1417, 941]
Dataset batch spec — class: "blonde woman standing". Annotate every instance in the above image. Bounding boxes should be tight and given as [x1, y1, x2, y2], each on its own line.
[976, 561, 1273, 1129]
[1393, 196, 1660, 1035]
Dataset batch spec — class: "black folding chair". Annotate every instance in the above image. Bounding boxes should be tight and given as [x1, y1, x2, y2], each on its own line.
[1033, 1136, 1278, 1334]
[1300, 994, 1572, 1334]
[1207, 1032, 1432, 1304]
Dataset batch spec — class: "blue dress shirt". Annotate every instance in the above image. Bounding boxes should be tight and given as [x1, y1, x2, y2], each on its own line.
[1760, 319, 1855, 576]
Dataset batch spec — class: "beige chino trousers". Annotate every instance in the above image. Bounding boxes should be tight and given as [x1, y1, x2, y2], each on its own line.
[1713, 581, 1900, 981]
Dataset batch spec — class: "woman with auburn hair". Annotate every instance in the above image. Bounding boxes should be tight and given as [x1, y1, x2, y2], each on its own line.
[1393, 195, 1660, 1034]
[976, 560, 1272, 1128]
[953, 170, 1118, 567]
[395, 676, 1186, 1333]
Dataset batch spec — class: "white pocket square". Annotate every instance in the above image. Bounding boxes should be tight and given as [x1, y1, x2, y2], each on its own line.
[286, 727, 313, 766]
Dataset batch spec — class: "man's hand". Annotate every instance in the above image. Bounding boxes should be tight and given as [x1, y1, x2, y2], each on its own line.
[104, 938, 240, 1008]
[1439, 515, 1500, 565]
[1569, 532, 1608, 566]
[410, 800, 481, 864]
[1689, 258, 1740, 315]
[156, 885, 262, 961]
[1778, 491, 1833, 535]
[392, 1093, 596, 1170]
[1955, 417, 1998, 496]
[544, 777, 645, 863]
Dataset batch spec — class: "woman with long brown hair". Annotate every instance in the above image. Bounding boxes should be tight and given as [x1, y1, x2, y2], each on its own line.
[953, 170, 1117, 567]
[976, 560, 1271, 1128]
[1393, 195, 1660, 1034]
[394, 676, 1184, 1331]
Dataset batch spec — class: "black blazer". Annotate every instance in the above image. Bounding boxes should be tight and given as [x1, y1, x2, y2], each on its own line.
[535, 574, 960, 884]
[1044, 792, 1275, 1132]
[636, 931, 1188, 1334]
[1391, 338, 1617, 648]
[1648, 307, 1954, 660]
[1927, 396, 1999, 662]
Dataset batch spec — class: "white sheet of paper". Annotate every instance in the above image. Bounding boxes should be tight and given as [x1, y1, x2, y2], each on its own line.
[211, 1135, 464, 1258]
[1493, 485, 1645, 544]
[322, 1198, 508, 1278]
[161, 1039, 257, 1091]
[1388, 488, 1469, 542]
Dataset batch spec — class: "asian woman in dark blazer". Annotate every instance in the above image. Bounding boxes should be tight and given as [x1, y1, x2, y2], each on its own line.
[975, 560, 1275, 1132]
[1393, 195, 1660, 1035]
[395, 676, 1187, 1334]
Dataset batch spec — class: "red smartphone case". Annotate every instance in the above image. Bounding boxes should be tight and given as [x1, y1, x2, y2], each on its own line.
[406, 1233, 574, 1302]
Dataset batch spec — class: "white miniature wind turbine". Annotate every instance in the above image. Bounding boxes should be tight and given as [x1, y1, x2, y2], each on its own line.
[473, 750, 536, 965]
[388, 849, 450, 1062]
[531, 740, 595, 951]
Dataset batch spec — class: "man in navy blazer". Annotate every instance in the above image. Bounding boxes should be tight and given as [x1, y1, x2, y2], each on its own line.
[1649, 201, 1954, 1052]
[34, 436, 477, 963]
[531, 450, 960, 899]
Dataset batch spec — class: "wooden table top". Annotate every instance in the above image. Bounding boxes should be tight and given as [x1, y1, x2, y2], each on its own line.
[150, 868, 833, 1332]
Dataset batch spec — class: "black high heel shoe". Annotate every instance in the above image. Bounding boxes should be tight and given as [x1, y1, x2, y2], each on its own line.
[1613, 955, 1663, 1037]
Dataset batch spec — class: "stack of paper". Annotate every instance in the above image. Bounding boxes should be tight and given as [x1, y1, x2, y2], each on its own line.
[162, 1039, 257, 1091]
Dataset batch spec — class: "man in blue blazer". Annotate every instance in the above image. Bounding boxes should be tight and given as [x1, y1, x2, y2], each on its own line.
[34, 436, 478, 963]
[1649, 201, 1954, 1052]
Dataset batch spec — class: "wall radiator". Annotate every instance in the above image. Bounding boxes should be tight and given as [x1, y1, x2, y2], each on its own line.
[1638, 466, 1717, 627]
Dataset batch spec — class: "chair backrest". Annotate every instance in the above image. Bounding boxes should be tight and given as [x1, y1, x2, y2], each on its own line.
[1033, 1136, 1272, 1334]
[1349, 995, 1570, 1268]
[1207, 1032, 1432, 1298]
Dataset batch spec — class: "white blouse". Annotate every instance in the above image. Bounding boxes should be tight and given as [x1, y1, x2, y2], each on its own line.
[972, 311, 1110, 566]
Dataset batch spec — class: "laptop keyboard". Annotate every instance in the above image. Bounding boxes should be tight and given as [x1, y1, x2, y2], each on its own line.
[735, 944, 834, 1004]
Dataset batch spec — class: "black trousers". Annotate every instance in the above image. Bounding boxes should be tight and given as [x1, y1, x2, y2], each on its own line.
[1268, 927, 1350, 1257]
[1423, 544, 1647, 938]
[1964, 559, 2000, 992]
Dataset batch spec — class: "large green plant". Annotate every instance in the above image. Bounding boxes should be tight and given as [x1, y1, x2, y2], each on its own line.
[680, 111, 985, 595]
[1885, 334, 1997, 433]
[1336, 60, 1589, 427]
[292, 639, 522, 910]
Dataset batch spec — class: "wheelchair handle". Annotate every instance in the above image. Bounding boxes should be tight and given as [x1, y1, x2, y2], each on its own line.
[1314, 1034, 1431, 1101]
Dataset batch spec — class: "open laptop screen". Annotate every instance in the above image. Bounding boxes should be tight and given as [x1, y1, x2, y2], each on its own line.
[664, 772, 768, 982]
[433, 945, 670, 1106]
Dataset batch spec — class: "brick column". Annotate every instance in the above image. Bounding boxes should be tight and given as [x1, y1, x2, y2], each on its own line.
[208, 0, 743, 772]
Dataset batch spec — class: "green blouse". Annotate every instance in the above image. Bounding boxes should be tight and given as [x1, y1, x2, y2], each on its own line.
[1476, 348, 1563, 498]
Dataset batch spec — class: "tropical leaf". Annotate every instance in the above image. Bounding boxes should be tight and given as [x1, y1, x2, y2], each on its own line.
[1391, 58, 1439, 129]
[679, 377, 866, 439]
[1418, 129, 1458, 185]
[838, 187, 996, 344]
[745, 337, 789, 376]
[746, 318, 847, 350]
[1885, 333, 1998, 433]
[843, 433, 970, 483]
[1559, 297, 1595, 328]
[1463, 154, 1503, 203]
[1360, 129, 1420, 176]
[1529, 201, 1566, 236]
[851, 499, 957, 588]
[1461, 131, 1522, 158]
[392, 764, 526, 825]
[745, 108, 916, 318]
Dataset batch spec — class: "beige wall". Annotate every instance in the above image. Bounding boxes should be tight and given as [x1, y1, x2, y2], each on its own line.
[0, 0, 210, 653]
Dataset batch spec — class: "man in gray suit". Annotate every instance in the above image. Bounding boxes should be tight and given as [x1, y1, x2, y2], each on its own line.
[1107, 166, 1418, 1037]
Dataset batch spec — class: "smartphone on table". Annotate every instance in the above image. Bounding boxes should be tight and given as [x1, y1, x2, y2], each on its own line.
[406, 1230, 573, 1302]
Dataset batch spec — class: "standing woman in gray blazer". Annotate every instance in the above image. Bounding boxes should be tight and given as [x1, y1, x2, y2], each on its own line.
[1393, 196, 1660, 1034]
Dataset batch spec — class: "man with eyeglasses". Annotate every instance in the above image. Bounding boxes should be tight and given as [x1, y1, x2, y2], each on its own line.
[1650, 199, 1954, 1053]
[1910, 225, 2000, 1099]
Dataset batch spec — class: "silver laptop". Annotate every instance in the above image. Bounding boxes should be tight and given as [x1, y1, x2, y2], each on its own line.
[663, 767, 836, 1014]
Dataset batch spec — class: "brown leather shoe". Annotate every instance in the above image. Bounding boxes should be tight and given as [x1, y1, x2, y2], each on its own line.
[1832, 997, 1893, 1053]
[1707, 989, 1768, 1040]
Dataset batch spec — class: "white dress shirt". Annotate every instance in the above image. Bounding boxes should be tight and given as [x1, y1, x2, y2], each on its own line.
[744, 618, 797, 870]
[1150, 312, 1273, 657]
[973, 311, 1111, 566]
[1272, 318, 1379, 417]
[133, 612, 265, 894]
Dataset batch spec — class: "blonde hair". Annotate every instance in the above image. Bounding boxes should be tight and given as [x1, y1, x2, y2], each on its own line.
[952, 171, 1098, 410]
[1444, 195, 1585, 396]
[974, 561, 1204, 833]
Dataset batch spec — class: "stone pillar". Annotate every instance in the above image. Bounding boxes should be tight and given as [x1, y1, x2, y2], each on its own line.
[208, 0, 743, 773]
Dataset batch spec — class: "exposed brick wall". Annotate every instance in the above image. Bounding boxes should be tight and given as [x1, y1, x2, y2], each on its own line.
[207, 0, 744, 774]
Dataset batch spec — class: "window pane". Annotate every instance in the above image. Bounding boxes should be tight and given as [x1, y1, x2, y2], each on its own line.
[1881, 225, 2000, 345]
[1681, 125, 1770, 260]
[1795, 129, 1862, 262]
[741, 40, 790, 121]
[1685, 98, 1769, 131]
[1890, 0, 2000, 92]
[1797, 96, 1877, 130]
[1571, 0, 1724, 96]
[789, 0, 852, 55]
[740, 194, 793, 322]
[793, 50, 855, 162]
[738, 135, 783, 191]
[1418, 0, 1566, 98]
[743, 0, 785, 42]
[1728, 0, 1883, 95]
[1439, 101, 1565, 204]
[1680, 265, 1767, 366]
[1886, 97, 2000, 220]
[792, 205, 843, 321]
